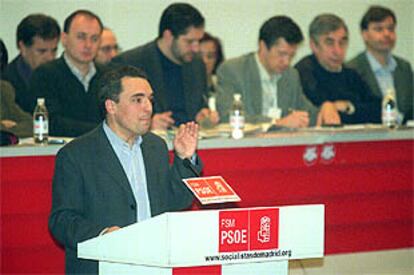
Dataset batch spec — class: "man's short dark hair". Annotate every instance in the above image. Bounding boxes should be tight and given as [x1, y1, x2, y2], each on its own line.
[158, 3, 205, 38]
[309, 14, 348, 44]
[98, 66, 148, 117]
[360, 6, 396, 30]
[63, 9, 103, 34]
[259, 16, 303, 49]
[16, 14, 60, 48]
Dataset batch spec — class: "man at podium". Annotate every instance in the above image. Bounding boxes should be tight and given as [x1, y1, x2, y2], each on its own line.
[49, 65, 200, 274]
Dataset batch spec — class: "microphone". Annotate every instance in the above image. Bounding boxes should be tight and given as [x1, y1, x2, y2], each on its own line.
[183, 158, 201, 177]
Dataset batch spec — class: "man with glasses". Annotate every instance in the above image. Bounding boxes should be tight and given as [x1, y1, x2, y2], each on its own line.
[95, 27, 120, 65]
[113, 3, 219, 130]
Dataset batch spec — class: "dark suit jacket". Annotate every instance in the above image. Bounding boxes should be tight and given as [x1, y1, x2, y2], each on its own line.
[29, 56, 102, 137]
[2, 55, 34, 113]
[216, 52, 319, 124]
[49, 124, 196, 274]
[112, 40, 208, 120]
[347, 52, 413, 120]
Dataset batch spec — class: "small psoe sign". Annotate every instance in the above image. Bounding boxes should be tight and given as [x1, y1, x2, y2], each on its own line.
[183, 176, 241, 205]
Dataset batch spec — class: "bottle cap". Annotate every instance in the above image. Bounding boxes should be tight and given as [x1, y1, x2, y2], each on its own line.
[37, 98, 45, 105]
[234, 93, 241, 101]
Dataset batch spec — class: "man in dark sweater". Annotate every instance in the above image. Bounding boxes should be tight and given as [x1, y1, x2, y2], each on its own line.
[2, 14, 60, 113]
[113, 3, 219, 130]
[295, 14, 381, 124]
[30, 10, 104, 137]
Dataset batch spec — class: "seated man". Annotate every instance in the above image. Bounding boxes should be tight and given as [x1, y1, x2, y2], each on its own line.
[2, 13, 60, 113]
[49, 66, 198, 274]
[0, 39, 32, 138]
[113, 3, 218, 130]
[29, 10, 104, 137]
[295, 14, 382, 124]
[347, 6, 413, 122]
[216, 16, 339, 128]
[94, 27, 119, 65]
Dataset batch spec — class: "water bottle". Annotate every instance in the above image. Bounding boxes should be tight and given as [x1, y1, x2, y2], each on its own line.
[33, 98, 49, 144]
[381, 89, 397, 128]
[230, 93, 245, 139]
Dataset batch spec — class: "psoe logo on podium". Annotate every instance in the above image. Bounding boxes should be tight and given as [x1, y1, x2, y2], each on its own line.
[218, 208, 279, 252]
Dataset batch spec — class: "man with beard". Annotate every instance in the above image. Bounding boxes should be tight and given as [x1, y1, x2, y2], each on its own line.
[113, 3, 219, 130]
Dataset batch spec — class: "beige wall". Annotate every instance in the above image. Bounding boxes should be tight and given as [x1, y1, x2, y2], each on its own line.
[1, 0, 413, 65]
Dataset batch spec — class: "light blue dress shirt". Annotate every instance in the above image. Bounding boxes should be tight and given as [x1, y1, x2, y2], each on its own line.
[255, 54, 282, 118]
[366, 51, 397, 97]
[103, 122, 151, 222]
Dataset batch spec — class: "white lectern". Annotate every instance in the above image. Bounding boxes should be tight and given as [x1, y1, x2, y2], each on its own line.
[78, 204, 324, 275]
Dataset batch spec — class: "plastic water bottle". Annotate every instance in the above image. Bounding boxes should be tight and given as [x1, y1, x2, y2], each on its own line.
[381, 89, 397, 128]
[230, 93, 245, 139]
[33, 98, 49, 144]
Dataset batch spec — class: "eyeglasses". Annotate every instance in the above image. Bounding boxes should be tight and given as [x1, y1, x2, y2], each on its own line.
[99, 44, 120, 53]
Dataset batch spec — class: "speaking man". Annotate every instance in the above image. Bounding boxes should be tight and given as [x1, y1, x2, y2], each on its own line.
[49, 66, 199, 274]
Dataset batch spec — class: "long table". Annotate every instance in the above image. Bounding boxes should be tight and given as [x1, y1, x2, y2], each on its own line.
[1, 128, 413, 274]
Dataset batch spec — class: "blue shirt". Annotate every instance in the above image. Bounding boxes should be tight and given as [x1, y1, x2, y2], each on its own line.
[366, 51, 397, 97]
[255, 53, 282, 119]
[103, 122, 151, 222]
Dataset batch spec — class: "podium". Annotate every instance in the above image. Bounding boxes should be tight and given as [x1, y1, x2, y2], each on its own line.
[78, 204, 324, 275]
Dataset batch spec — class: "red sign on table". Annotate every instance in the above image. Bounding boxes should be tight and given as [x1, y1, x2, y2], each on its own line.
[183, 176, 241, 205]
